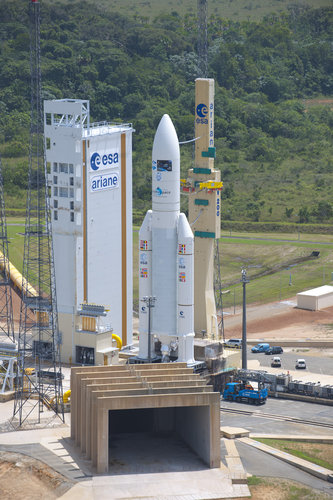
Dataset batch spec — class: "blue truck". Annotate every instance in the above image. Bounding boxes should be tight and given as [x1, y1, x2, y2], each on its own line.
[223, 382, 268, 405]
[251, 343, 270, 353]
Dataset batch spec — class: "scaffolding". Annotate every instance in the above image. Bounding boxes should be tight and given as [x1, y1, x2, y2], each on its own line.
[0, 155, 15, 343]
[13, 0, 64, 426]
[214, 239, 224, 341]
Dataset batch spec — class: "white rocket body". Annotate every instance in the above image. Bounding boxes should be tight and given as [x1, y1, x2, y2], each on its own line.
[139, 114, 194, 363]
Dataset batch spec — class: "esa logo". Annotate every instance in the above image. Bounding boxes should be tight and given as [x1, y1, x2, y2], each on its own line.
[196, 103, 208, 118]
[179, 310, 185, 318]
[90, 151, 119, 171]
[178, 257, 185, 270]
[140, 253, 148, 265]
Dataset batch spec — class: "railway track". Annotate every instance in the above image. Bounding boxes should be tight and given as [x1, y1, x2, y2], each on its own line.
[221, 406, 333, 429]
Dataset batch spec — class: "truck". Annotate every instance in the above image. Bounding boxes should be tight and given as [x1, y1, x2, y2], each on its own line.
[251, 343, 270, 353]
[223, 382, 268, 405]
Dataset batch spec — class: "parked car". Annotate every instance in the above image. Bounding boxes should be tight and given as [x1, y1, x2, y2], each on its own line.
[295, 359, 307, 369]
[251, 343, 270, 353]
[265, 346, 283, 355]
[271, 356, 281, 367]
[225, 338, 242, 349]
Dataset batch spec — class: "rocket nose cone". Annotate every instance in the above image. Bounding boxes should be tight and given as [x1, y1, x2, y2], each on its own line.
[152, 114, 179, 159]
[157, 114, 173, 132]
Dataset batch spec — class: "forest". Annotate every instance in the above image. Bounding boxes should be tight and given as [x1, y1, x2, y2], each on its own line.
[0, 1, 332, 224]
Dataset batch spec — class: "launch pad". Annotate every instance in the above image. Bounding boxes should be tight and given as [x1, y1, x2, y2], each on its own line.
[71, 362, 221, 474]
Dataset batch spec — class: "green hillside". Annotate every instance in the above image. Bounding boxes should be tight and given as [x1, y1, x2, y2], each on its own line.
[45, 0, 333, 21]
[0, 1, 332, 226]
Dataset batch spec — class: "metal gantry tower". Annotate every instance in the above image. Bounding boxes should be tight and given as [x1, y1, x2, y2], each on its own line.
[197, 0, 208, 78]
[0, 155, 15, 343]
[214, 239, 224, 341]
[13, 0, 64, 426]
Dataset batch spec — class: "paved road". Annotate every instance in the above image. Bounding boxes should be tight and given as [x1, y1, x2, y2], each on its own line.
[221, 234, 333, 246]
[221, 398, 333, 436]
[220, 397, 333, 495]
[247, 348, 333, 375]
[234, 440, 333, 496]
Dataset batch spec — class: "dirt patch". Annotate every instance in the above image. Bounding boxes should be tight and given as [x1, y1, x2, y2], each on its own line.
[234, 477, 332, 500]
[0, 451, 73, 500]
[224, 301, 333, 341]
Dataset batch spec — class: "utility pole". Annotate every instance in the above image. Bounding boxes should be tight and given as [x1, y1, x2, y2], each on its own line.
[142, 296, 156, 363]
[241, 269, 249, 369]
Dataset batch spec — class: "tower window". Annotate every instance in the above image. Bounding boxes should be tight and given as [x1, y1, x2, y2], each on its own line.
[54, 210, 58, 221]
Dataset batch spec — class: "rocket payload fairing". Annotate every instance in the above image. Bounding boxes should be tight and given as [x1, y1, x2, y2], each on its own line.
[138, 114, 195, 364]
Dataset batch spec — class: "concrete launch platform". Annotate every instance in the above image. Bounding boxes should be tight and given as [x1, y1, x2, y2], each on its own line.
[71, 363, 221, 473]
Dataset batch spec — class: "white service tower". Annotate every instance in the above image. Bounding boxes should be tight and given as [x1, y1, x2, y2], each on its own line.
[44, 99, 133, 365]
[138, 114, 195, 364]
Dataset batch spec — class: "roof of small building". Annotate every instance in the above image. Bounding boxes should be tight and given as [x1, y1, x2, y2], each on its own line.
[297, 285, 333, 297]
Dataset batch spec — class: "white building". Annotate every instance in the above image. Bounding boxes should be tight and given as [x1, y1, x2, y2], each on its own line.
[297, 285, 333, 311]
[44, 99, 133, 364]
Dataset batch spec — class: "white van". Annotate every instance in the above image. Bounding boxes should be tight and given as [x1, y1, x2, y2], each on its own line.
[295, 359, 306, 369]
[271, 356, 281, 367]
[225, 338, 242, 349]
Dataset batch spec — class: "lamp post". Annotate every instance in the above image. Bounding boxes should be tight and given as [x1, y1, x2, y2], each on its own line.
[142, 296, 156, 363]
[241, 269, 249, 370]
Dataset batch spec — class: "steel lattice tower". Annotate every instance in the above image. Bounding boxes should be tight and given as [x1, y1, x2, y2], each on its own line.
[197, 0, 208, 78]
[0, 155, 15, 343]
[214, 239, 225, 341]
[13, 0, 64, 426]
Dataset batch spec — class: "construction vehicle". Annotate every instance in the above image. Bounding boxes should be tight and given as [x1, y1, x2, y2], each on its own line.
[223, 381, 268, 405]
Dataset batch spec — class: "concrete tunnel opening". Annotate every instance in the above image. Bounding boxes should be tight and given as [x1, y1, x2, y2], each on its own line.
[108, 406, 212, 471]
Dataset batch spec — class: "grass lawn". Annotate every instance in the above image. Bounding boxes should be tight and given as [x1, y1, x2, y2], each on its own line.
[6, 219, 333, 310]
[217, 236, 333, 308]
[7, 220, 25, 274]
[255, 439, 333, 471]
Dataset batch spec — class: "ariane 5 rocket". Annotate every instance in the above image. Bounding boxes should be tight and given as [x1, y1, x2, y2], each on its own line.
[138, 114, 195, 364]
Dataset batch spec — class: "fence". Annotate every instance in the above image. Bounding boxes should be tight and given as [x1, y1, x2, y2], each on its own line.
[219, 265, 333, 314]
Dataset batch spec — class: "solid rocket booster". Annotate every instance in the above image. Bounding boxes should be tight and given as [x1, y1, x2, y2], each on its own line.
[139, 114, 194, 363]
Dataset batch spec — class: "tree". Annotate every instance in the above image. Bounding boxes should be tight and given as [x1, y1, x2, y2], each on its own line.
[299, 207, 310, 223]
[285, 207, 294, 219]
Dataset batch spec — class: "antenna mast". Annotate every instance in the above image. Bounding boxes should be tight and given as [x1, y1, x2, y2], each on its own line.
[197, 0, 208, 78]
[13, 0, 64, 426]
